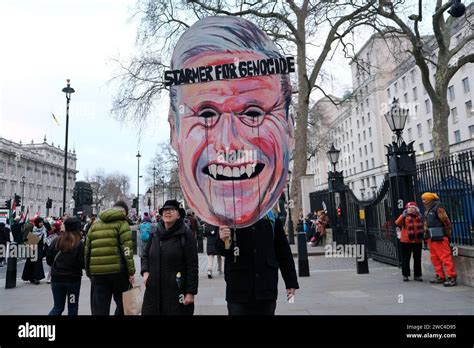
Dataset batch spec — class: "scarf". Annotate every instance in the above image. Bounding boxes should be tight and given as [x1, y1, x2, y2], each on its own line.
[158, 218, 185, 240]
[405, 213, 424, 239]
[32, 225, 47, 238]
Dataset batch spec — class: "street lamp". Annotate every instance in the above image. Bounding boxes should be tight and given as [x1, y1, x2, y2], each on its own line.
[21, 176, 26, 213]
[146, 188, 152, 213]
[61, 79, 75, 215]
[327, 143, 345, 245]
[327, 143, 341, 172]
[152, 166, 157, 212]
[286, 170, 295, 245]
[161, 175, 165, 206]
[384, 98, 409, 145]
[136, 151, 141, 217]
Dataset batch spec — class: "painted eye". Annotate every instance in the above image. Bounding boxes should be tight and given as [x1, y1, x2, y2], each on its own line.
[244, 107, 264, 118]
[240, 106, 265, 127]
[199, 108, 219, 118]
[198, 107, 220, 127]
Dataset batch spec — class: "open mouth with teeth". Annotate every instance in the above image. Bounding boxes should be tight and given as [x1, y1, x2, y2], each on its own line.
[202, 163, 265, 180]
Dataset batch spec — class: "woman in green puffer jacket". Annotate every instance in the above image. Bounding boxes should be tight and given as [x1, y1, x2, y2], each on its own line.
[85, 201, 135, 315]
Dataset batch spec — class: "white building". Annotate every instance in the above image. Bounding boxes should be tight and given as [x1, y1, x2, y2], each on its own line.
[307, 11, 474, 201]
[0, 136, 78, 216]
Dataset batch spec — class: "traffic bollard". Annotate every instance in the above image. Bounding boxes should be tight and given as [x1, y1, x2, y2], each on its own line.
[355, 229, 369, 274]
[297, 231, 310, 277]
[5, 242, 17, 289]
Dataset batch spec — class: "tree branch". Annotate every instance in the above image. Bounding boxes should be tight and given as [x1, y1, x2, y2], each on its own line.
[447, 53, 474, 82]
[187, 0, 299, 39]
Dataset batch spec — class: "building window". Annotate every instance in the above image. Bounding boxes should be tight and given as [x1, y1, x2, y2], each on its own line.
[369, 127, 372, 137]
[414, 104, 418, 116]
[358, 134, 361, 142]
[366, 98, 369, 108]
[450, 107, 458, 125]
[410, 69, 415, 83]
[351, 130, 353, 137]
[448, 85, 455, 101]
[419, 143, 424, 153]
[462, 77, 470, 93]
[417, 124, 422, 138]
[387, 88, 391, 99]
[427, 119, 432, 133]
[357, 120, 360, 129]
[0, 182, 5, 196]
[429, 139, 433, 150]
[362, 116, 365, 126]
[413, 87, 418, 101]
[371, 158, 375, 168]
[394, 82, 398, 93]
[407, 128, 413, 141]
[0, 161, 4, 174]
[351, 142, 354, 150]
[352, 154, 355, 162]
[425, 99, 431, 114]
[367, 112, 370, 122]
[360, 163, 363, 172]
[454, 130, 461, 143]
[364, 145, 368, 155]
[366, 160, 369, 170]
[403, 93, 408, 103]
[466, 100, 472, 117]
[402, 76, 406, 89]
[469, 125, 474, 138]
[359, 148, 362, 157]
[370, 142, 373, 153]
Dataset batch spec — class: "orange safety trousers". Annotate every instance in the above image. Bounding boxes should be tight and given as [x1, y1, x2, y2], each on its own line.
[428, 237, 457, 278]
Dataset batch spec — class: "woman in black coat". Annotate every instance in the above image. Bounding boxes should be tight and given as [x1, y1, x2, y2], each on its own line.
[141, 200, 198, 315]
[22, 217, 47, 284]
[204, 223, 222, 278]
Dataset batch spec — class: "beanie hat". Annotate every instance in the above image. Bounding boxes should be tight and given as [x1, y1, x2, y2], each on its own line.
[421, 192, 439, 201]
[405, 202, 417, 208]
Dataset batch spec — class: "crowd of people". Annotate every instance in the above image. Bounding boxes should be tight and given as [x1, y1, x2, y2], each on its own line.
[0, 190, 458, 316]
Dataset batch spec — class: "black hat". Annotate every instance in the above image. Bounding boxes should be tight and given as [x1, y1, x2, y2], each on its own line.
[159, 200, 186, 218]
[64, 217, 82, 232]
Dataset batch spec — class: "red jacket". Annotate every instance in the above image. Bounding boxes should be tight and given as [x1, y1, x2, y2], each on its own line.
[395, 213, 424, 244]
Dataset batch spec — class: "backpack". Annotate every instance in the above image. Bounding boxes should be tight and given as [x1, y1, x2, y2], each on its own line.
[265, 211, 276, 239]
[139, 222, 151, 242]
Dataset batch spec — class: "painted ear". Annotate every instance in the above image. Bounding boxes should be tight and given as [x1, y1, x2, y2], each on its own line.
[169, 110, 178, 151]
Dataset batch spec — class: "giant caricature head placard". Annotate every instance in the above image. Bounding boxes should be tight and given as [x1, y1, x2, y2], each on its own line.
[167, 16, 294, 228]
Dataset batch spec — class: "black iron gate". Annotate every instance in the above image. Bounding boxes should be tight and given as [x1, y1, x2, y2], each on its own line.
[342, 176, 401, 266]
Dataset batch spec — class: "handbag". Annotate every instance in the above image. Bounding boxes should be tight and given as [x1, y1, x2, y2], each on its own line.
[122, 285, 144, 315]
[428, 227, 444, 241]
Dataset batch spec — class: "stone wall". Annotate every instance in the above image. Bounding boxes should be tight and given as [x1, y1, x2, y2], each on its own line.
[421, 245, 474, 287]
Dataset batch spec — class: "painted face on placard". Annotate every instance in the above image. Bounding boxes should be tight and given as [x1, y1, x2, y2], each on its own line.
[170, 53, 293, 228]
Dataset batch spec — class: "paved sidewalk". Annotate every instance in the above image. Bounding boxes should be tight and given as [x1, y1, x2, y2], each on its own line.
[0, 249, 472, 315]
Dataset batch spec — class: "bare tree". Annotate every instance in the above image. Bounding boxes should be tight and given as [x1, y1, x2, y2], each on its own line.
[85, 169, 131, 212]
[375, 1, 474, 158]
[113, 0, 379, 223]
[146, 142, 184, 206]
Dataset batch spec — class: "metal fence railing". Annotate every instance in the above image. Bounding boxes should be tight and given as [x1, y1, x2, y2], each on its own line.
[416, 150, 474, 246]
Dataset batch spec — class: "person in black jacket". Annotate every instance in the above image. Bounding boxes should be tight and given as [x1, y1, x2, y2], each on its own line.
[141, 200, 198, 315]
[0, 222, 11, 266]
[216, 215, 299, 315]
[46, 217, 85, 315]
[204, 223, 222, 279]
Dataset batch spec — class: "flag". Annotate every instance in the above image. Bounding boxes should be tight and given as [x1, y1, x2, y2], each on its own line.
[52, 113, 60, 126]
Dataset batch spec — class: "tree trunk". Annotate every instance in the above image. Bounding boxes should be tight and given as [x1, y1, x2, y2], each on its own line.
[431, 98, 450, 158]
[291, 25, 309, 226]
